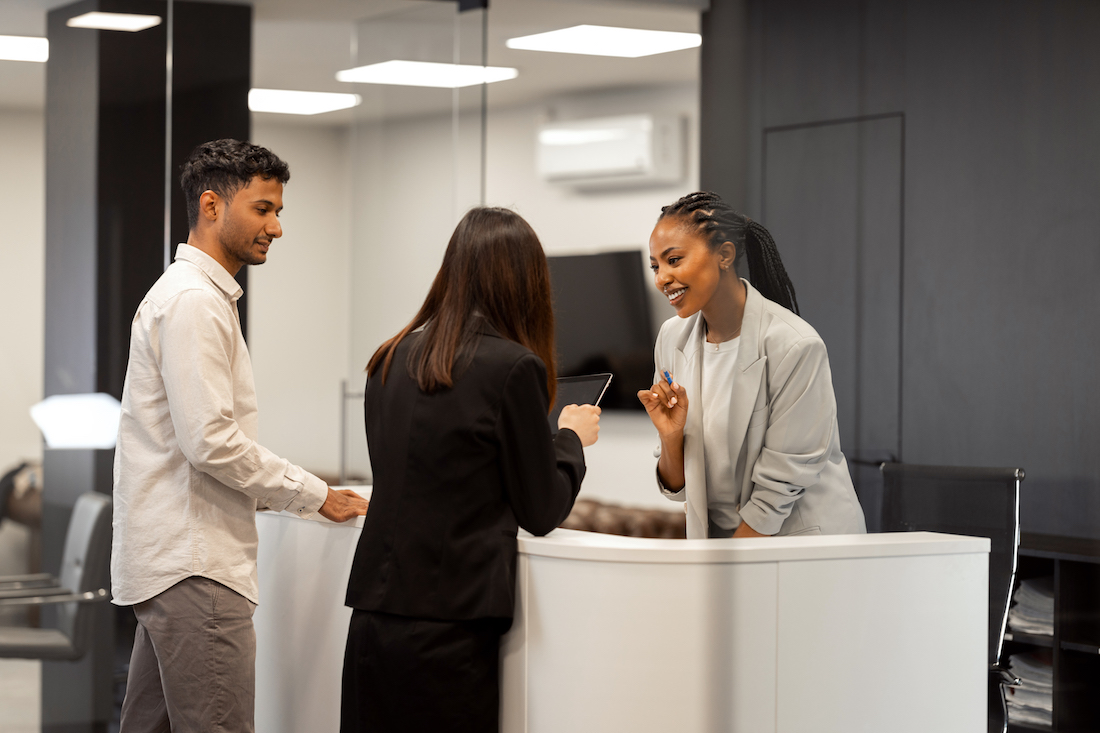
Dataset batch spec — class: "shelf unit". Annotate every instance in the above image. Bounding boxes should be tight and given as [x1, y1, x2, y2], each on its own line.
[1005, 533, 1100, 733]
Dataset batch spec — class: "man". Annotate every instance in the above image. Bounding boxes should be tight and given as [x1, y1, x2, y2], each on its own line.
[112, 139, 368, 732]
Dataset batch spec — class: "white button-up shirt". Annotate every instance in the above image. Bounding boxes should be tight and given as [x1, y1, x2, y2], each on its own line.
[111, 244, 326, 606]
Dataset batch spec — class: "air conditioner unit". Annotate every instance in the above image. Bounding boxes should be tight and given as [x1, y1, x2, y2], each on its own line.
[536, 113, 684, 189]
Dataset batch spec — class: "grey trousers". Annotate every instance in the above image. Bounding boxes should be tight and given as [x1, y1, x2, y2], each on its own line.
[119, 576, 257, 733]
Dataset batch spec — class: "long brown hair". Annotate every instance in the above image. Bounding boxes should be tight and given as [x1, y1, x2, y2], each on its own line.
[367, 207, 558, 406]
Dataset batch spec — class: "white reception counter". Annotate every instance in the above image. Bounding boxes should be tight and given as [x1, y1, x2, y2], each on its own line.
[255, 493, 989, 733]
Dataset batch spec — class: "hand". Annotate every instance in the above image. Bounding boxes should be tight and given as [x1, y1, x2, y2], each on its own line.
[558, 404, 601, 447]
[733, 521, 768, 538]
[318, 487, 369, 523]
[637, 376, 688, 438]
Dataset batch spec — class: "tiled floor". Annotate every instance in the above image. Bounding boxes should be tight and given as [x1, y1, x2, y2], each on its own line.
[0, 658, 40, 733]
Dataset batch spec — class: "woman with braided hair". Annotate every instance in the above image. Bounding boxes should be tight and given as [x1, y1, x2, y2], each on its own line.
[638, 191, 866, 539]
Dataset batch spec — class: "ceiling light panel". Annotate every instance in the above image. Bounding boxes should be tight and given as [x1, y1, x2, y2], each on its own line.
[506, 25, 700, 58]
[66, 12, 163, 32]
[248, 89, 362, 116]
[30, 393, 122, 450]
[0, 35, 48, 63]
[336, 60, 518, 89]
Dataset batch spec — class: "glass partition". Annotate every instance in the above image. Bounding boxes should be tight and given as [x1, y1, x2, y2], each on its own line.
[342, 1, 489, 483]
[338, 0, 701, 483]
[485, 0, 701, 407]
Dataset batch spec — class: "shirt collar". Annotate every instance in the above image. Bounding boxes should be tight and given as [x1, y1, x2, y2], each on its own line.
[174, 243, 244, 301]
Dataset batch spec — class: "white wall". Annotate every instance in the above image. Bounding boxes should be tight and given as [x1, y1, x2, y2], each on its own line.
[486, 84, 700, 255]
[0, 109, 45, 472]
[248, 122, 353, 480]
[485, 83, 696, 341]
[349, 83, 696, 370]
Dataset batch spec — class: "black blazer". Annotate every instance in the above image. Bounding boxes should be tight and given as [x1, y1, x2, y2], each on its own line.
[345, 323, 586, 621]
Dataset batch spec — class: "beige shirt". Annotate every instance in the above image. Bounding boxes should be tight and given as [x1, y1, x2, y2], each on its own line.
[111, 244, 326, 606]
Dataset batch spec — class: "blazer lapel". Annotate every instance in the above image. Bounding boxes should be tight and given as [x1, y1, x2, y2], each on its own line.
[727, 281, 767, 490]
[674, 314, 709, 539]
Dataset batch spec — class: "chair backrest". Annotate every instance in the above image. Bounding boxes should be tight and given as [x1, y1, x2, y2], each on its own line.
[0, 462, 26, 524]
[880, 462, 1022, 668]
[55, 492, 113, 653]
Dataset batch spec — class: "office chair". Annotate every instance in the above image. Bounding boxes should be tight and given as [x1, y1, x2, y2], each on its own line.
[0, 461, 27, 524]
[880, 462, 1023, 733]
[0, 492, 112, 661]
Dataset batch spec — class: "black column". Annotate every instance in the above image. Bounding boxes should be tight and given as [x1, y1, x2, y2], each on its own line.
[43, 1, 250, 729]
[699, 0, 750, 210]
[170, 1, 252, 329]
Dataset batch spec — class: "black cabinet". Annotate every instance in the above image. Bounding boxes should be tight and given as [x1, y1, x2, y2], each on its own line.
[1006, 534, 1100, 733]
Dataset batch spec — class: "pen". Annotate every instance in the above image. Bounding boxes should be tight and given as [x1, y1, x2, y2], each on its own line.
[663, 370, 673, 386]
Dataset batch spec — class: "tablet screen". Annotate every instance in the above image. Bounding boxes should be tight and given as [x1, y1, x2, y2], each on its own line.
[549, 373, 613, 433]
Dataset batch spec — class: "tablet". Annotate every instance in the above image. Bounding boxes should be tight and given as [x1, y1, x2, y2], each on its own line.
[549, 373, 613, 433]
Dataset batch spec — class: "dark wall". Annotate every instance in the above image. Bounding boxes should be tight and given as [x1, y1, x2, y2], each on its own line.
[703, 0, 1100, 538]
[171, 1, 252, 328]
[699, 0, 749, 209]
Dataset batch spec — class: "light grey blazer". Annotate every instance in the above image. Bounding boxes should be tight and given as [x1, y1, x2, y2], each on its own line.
[654, 280, 867, 539]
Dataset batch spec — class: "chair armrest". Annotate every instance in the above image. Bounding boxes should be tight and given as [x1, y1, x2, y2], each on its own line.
[990, 664, 1020, 687]
[0, 585, 68, 601]
[0, 588, 111, 607]
[0, 573, 57, 590]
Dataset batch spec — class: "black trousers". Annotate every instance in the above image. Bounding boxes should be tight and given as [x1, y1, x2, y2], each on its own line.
[340, 609, 507, 733]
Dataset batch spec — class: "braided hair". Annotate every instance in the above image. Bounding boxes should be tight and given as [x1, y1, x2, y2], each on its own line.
[659, 191, 799, 315]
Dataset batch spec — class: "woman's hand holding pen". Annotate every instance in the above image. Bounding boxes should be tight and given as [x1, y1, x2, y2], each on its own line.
[637, 370, 688, 438]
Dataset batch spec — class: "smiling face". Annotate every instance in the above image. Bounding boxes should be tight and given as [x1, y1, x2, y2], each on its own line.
[649, 216, 731, 319]
[214, 175, 284, 271]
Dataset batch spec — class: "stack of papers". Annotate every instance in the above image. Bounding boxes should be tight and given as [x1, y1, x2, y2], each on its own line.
[1006, 651, 1053, 730]
[1008, 577, 1054, 637]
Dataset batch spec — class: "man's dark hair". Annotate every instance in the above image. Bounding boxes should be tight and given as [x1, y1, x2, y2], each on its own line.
[180, 139, 290, 229]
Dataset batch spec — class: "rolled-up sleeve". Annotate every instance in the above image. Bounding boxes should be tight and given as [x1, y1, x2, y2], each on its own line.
[156, 289, 327, 516]
[739, 336, 837, 535]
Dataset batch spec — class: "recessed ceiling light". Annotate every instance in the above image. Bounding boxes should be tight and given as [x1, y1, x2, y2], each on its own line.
[335, 60, 518, 88]
[0, 35, 48, 63]
[66, 12, 162, 32]
[248, 89, 362, 116]
[506, 25, 700, 58]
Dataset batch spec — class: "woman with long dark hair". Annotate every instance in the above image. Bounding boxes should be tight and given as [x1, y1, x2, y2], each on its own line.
[639, 191, 865, 539]
[341, 207, 600, 732]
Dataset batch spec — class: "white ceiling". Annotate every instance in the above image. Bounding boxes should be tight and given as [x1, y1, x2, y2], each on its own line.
[0, 0, 699, 125]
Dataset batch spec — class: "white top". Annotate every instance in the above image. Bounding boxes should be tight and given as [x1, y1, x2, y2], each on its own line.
[700, 334, 741, 530]
[517, 528, 989, 564]
[111, 244, 327, 606]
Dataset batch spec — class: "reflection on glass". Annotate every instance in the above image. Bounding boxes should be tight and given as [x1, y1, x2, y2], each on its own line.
[334, 0, 700, 479]
[505, 23, 700, 58]
[486, 0, 701, 404]
[343, 2, 489, 482]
